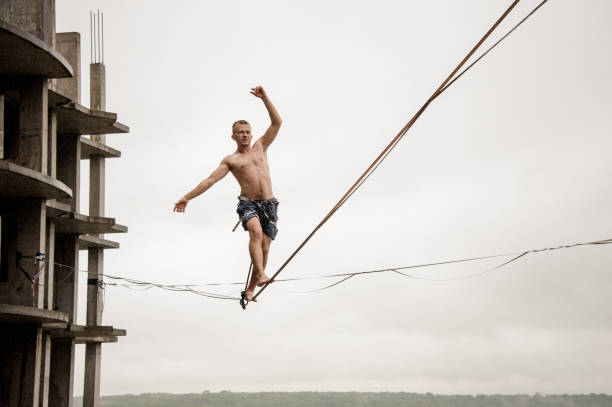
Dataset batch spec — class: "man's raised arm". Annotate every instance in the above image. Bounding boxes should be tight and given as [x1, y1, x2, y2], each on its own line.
[173, 160, 230, 213]
[251, 86, 282, 149]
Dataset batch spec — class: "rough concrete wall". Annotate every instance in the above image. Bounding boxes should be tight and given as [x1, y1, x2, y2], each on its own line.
[0, 94, 4, 159]
[17, 79, 48, 174]
[1, 199, 47, 307]
[2, 93, 20, 161]
[0, 325, 43, 407]
[47, 110, 57, 177]
[0, 0, 55, 45]
[53, 234, 78, 322]
[90, 64, 105, 112]
[55, 33, 80, 104]
[49, 338, 75, 407]
[56, 134, 80, 211]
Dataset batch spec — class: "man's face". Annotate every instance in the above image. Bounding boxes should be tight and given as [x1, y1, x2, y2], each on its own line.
[232, 124, 252, 146]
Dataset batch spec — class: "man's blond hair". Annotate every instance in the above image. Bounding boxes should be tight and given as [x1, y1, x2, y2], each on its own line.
[232, 120, 250, 134]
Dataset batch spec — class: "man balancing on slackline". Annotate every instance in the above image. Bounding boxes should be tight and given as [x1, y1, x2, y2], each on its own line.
[173, 86, 282, 302]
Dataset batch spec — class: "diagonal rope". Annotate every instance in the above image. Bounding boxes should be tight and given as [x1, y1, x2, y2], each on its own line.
[441, 0, 548, 93]
[254, 0, 524, 301]
[340, 0, 549, 207]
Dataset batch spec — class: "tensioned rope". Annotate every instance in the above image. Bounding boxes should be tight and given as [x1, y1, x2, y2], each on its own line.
[340, 0, 548, 207]
[266, 238, 612, 292]
[24, 237, 611, 299]
[253, 0, 548, 302]
[18, 254, 240, 301]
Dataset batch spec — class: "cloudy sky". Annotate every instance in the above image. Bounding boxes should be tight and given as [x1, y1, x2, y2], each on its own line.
[55, 0, 611, 396]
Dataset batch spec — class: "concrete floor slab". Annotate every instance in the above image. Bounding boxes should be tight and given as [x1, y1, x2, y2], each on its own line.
[78, 235, 120, 250]
[80, 136, 120, 159]
[56, 102, 129, 136]
[50, 324, 126, 344]
[0, 304, 69, 324]
[46, 200, 127, 234]
[0, 160, 72, 199]
[0, 19, 73, 78]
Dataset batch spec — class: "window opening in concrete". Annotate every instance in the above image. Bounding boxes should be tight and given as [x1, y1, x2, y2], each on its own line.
[0, 215, 17, 283]
[1, 93, 20, 161]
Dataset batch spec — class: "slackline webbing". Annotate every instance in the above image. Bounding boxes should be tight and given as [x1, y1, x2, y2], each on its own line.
[24, 238, 612, 299]
[254, 0, 536, 302]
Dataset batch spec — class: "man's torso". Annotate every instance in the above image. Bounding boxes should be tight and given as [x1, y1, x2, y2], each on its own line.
[226, 140, 273, 199]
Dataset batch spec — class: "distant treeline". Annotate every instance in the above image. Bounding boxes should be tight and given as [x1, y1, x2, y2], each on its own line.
[74, 392, 612, 407]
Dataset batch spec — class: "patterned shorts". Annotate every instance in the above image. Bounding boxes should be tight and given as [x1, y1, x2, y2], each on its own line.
[236, 196, 279, 240]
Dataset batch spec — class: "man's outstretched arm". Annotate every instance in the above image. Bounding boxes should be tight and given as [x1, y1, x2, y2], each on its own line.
[251, 86, 282, 149]
[173, 160, 230, 212]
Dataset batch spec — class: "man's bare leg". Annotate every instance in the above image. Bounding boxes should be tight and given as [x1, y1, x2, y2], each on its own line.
[257, 234, 274, 287]
[244, 218, 271, 301]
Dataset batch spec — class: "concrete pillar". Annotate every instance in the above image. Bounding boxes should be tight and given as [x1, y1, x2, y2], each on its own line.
[44, 221, 55, 310]
[2, 92, 19, 161]
[56, 135, 80, 212]
[0, 216, 3, 282]
[86, 249, 103, 325]
[1, 93, 4, 159]
[83, 62, 106, 407]
[17, 79, 48, 175]
[48, 339, 74, 407]
[82, 344, 101, 407]
[83, 246, 103, 407]
[89, 157, 105, 216]
[39, 334, 52, 407]
[0, 325, 44, 407]
[89, 64, 105, 115]
[0, 213, 16, 301]
[55, 33, 81, 104]
[47, 111, 57, 178]
[0, 0, 55, 45]
[53, 234, 78, 323]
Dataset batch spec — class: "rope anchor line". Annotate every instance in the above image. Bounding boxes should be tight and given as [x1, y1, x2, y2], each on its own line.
[17, 237, 612, 301]
[253, 0, 549, 302]
[16, 252, 46, 297]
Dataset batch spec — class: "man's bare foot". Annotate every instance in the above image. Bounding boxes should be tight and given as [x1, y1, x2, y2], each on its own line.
[244, 289, 257, 302]
[256, 273, 274, 287]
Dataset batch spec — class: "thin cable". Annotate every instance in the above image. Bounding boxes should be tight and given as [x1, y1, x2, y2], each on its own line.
[41, 238, 612, 288]
[255, 238, 611, 293]
[394, 251, 528, 281]
[24, 237, 612, 300]
[275, 275, 355, 294]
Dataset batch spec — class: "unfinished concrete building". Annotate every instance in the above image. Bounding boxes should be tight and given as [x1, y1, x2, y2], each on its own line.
[0, 1, 128, 406]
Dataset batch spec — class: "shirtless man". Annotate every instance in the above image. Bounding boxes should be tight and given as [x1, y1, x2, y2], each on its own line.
[173, 86, 282, 302]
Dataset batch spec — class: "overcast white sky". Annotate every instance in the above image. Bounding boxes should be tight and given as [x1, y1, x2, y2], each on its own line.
[55, 0, 612, 396]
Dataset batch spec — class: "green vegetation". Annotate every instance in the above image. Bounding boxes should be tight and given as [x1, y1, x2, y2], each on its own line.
[74, 392, 612, 407]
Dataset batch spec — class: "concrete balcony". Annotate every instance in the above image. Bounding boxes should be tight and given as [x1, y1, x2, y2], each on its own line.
[0, 304, 69, 325]
[57, 102, 129, 136]
[48, 324, 127, 344]
[48, 81, 73, 106]
[0, 19, 73, 78]
[78, 234, 120, 250]
[46, 201, 127, 235]
[0, 160, 72, 199]
[80, 136, 121, 159]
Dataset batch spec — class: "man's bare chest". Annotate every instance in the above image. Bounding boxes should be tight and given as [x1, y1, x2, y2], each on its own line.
[229, 151, 269, 174]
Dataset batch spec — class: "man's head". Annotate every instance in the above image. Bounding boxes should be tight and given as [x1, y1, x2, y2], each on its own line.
[231, 120, 252, 147]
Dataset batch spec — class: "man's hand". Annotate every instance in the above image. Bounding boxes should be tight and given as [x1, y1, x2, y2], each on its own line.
[250, 86, 267, 99]
[251, 85, 282, 149]
[173, 197, 189, 213]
